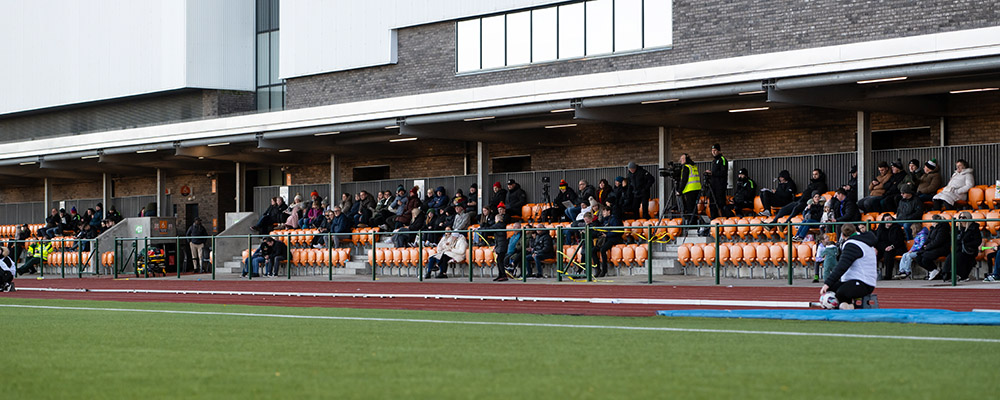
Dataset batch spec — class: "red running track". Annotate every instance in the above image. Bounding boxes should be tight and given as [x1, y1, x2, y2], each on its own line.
[2, 279, 998, 317]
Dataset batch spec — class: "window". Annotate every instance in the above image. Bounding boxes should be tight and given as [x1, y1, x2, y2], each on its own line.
[457, 0, 673, 73]
[256, 0, 284, 111]
[492, 156, 531, 173]
[353, 165, 391, 181]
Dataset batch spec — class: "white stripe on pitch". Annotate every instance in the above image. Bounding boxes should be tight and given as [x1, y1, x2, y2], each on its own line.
[13, 287, 812, 308]
[0, 304, 996, 344]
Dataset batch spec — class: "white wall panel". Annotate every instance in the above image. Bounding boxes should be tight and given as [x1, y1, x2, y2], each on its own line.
[0, 0, 253, 116]
[281, 0, 565, 79]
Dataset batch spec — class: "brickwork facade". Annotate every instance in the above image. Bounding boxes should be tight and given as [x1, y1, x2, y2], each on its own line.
[287, 1, 999, 109]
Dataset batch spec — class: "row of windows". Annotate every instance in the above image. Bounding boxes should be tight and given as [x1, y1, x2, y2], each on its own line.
[256, 0, 283, 111]
[456, 0, 672, 73]
[257, 0, 279, 33]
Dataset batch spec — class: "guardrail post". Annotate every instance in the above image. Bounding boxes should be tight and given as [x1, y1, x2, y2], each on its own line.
[372, 231, 378, 281]
[210, 235, 216, 280]
[520, 226, 527, 282]
[787, 219, 793, 285]
[950, 220, 956, 287]
[77, 241, 83, 278]
[647, 226, 653, 284]
[585, 226, 593, 282]
[287, 231, 293, 280]
[468, 230, 474, 282]
[417, 232, 423, 282]
[328, 233, 334, 281]
[113, 239, 118, 279]
[60, 240, 65, 278]
[556, 227, 563, 282]
[714, 225, 721, 285]
[176, 236, 181, 278]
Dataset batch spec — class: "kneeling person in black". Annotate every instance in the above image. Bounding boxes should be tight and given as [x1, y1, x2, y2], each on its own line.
[821, 224, 877, 309]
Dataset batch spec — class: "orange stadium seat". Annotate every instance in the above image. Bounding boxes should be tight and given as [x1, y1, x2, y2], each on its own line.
[633, 245, 648, 266]
[676, 245, 691, 266]
[968, 187, 985, 210]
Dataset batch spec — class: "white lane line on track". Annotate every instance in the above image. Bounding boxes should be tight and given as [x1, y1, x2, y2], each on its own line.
[1, 304, 998, 343]
[12, 287, 812, 308]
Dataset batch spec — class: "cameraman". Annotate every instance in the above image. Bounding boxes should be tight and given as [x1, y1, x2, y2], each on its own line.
[676, 154, 702, 226]
[703, 143, 729, 218]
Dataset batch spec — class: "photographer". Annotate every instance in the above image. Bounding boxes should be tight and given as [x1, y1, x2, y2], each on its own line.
[704, 144, 729, 218]
[542, 179, 577, 222]
[676, 154, 702, 226]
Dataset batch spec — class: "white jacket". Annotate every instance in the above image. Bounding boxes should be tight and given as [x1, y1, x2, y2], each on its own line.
[435, 234, 468, 262]
[933, 168, 975, 205]
[0, 256, 15, 276]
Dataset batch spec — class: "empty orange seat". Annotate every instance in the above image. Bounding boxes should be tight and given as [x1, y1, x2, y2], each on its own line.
[769, 244, 785, 266]
[677, 245, 691, 266]
[741, 244, 757, 265]
[621, 245, 635, 266]
[755, 244, 770, 265]
[634, 245, 648, 265]
[689, 244, 704, 266]
[728, 243, 744, 265]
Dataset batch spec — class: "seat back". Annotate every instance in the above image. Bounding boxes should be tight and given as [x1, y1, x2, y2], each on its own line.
[633, 245, 648, 265]
[769, 245, 785, 266]
[676, 245, 691, 266]
[968, 187, 985, 209]
[703, 244, 716, 265]
[689, 244, 704, 265]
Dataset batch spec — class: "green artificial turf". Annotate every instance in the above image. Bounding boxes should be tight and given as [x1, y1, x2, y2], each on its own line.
[1, 298, 998, 399]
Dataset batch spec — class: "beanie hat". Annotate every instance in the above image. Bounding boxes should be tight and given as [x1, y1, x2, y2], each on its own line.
[627, 161, 637, 169]
[925, 158, 938, 170]
[737, 168, 748, 176]
[901, 185, 916, 195]
[849, 165, 857, 174]
[778, 170, 791, 180]
[711, 143, 721, 151]
[310, 191, 319, 197]
[908, 159, 920, 167]
[507, 179, 516, 185]
[890, 159, 903, 169]
[493, 182, 501, 189]
[396, 185, 405, 192]
[497, 201, 505, 209]
[614, 176, 624, 183]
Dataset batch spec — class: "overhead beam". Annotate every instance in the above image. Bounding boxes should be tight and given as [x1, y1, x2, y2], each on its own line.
[768, 86, 947, 116]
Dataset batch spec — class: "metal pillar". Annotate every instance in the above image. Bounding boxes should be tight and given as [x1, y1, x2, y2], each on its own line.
[856, 111, 872, 202]
[156, 168, 167, 216]
[235, 162, 246, 212]
[939, 117, 946, 147]
[43, 178, 52, 211]
[476, 142, 489, 210]
[658, 127, 669, 205]
[102, 173, 112, 216]
[330, 154, 340, 204]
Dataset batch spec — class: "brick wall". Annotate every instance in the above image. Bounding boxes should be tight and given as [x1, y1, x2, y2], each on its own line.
[287, 1, 999, 108]
[946, 91, 1000, 146]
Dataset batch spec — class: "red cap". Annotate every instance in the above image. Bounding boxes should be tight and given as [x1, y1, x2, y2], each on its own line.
[493, 182, 501, 189]
[497, 201, 505, 209]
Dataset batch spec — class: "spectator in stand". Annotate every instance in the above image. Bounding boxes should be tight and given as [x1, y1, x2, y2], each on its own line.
[895, 185, 922, 239]
[525, 227, 554, 279]
[859, 161, 891, 213]
[69, 207, 82, 227]
[940, 211, 981, 282]
[370, 191, 393, 228]
[566, 180, 595, 221]
[596, 179, 612, 206]
[422, 188, 436, 210]
[251, 197, 287, 234]
[305, 191, 322, 210]
[301, 201, 324, 229]
[107, 205, 123, 223]
[916, 215, 950, 280]
[428, 187, 448, 211]
[385, 186, 409, 229]
[452, 204, 471, 231]
[899, 159, 924, 194]
[424, 228, 468, 279]
[614, 176, 634, 219]
[466, 184, 479, 215]
[626, 161, 655, 220]
[488, 203, 511, 281]
[501, 223, 524, 277]
[793, 191, 825, 241]
[814, 235, 838, 283]
[138, 207, 145, 217]
[705, 143, 729, 218]
[262, 236, 288, 277]
[916, 159, 942, 202]
[391, 208, 426, 248]
[874, 214, 907, 280]
[42, 208, 60, 239]
[354, 190, 375, 226]
[90, 203, 104, 233]
[878, 160, 908, 212]
[143, 202, 158, 216]
[241, 241, 266, 278]
[676, 154, 702, 226]
[821, 223, 877, 310]
[489, 182, 507, 211]
[186, 218, 208, 273]
[544, 179, 577, 222]
[453, 189, 467, 208]
[984, 243, 1000, 283]
[594, 206, 623, 278]
[770, 169, 827, 224]
[328, 206, 353, 248]
[73, 224, 96, 251]
[12, 224, 30, 263]
[283, 199, 302, 229]
[504, 179, 528, 215]
[896, 224, 928, 280]
[842, 165, 859, 201]
[932, 159, 975, 211]
[339, 192, 354, 215]
[0, 247, 14, 292]
[831, 188, 860, 225]
[758, 170, 797, 218]
[729, 168, 757, 217]
[394, 187, 422, 231]
[17, 240, 52, 275]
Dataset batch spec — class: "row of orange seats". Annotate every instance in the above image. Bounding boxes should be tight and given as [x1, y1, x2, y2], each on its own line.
[958, 185, 999, 210]
[518, 199, 663, 222]
[240, 247, 353, 267]
[677, 242, 816, 267]
[45, 251, 93, 266]
[271, 229, 319, 246]
[0, 224, 45, 238]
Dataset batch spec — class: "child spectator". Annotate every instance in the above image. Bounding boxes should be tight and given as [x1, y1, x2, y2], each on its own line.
[897, 224, 928, 280]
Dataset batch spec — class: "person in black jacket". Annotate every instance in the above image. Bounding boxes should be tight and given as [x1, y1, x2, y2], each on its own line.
[831, 188, 860, 224]
[842, 165, 858, 201]
[895, 185, 922, 239]
[879, 160, 908, 212]
[544, 179, 577, 222]
[627, 161, 655, 219]
[675, 154, 702, 226]
[705, 144, 729, 218]
[874, 214, 907, 280]
[504, 179, 528, 215]
[612, 176, 633, 218]
[940, 211, 981, 282]
[186, 218, 209, 273]
[771, 169, 826, 224]
[488, 182, 507, 211]
[593, 207, 623, 278]
[251, 197, 287, 234]
[729, 168, 757, 217]
[821, 224, 877, 309]
[525, 228, 554, 278]
[916, 215, 950, 280]
[489, 204, 511, 281]
[759, 170, 797, 217]
[262, 236, 288, 277]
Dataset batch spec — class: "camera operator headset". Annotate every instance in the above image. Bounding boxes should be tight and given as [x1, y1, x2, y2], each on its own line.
[676, 153, 702, 226]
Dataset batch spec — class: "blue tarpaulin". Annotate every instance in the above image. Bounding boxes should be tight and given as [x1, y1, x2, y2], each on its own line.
[656, 309, 1000, 326]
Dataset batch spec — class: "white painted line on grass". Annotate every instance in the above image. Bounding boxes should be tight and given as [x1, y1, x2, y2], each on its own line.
[13, 287, 813, 308]
[973, 309, 1000, 313]
[1, 304, 997, 344]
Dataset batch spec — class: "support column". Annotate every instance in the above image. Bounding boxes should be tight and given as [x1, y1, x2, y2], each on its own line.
[102, 173, 112, 218]
[235, 162, 246, 212]
[43, 178, 52, 212]
[156, 168, 167, 217]
[939, 117, 946, 147]
[857, 111, 872, 202]
[658, 127, 670, 204]
[330, 154, 340, 205]
[476, 142, 489, 209]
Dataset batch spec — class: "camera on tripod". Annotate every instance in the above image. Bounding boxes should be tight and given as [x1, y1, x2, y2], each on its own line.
[659, 162, 683, 181]
[540, 176, 552, 204]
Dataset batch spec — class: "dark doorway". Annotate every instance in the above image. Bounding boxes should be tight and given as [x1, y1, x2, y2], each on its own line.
[492, 155, 531, 173]
[185, 204, 200, 229]
[872, 127, 932, 150]
[353, 165, 390, 181]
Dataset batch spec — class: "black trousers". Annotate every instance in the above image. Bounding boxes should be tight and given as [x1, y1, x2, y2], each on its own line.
[878, 249, 905, 278]
[942, 251, 978, 280]
[681, 191, 700, 226]
[709, 181, 727, 218]
[916, 248, 949, 272]
[829, 279, 875, 303]
[17, 257, 41, 275]
[759, 191, 792, 211]
[1, 270, 12, 286]
[635, 195, 650, 219]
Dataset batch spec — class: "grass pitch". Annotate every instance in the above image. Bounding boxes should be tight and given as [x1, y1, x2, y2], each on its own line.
[1, 297, 997, 399]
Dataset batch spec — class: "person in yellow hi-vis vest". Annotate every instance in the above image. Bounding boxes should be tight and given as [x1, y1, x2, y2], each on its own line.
[676, 154, 702, 226]
[17, 240, 53, 275]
